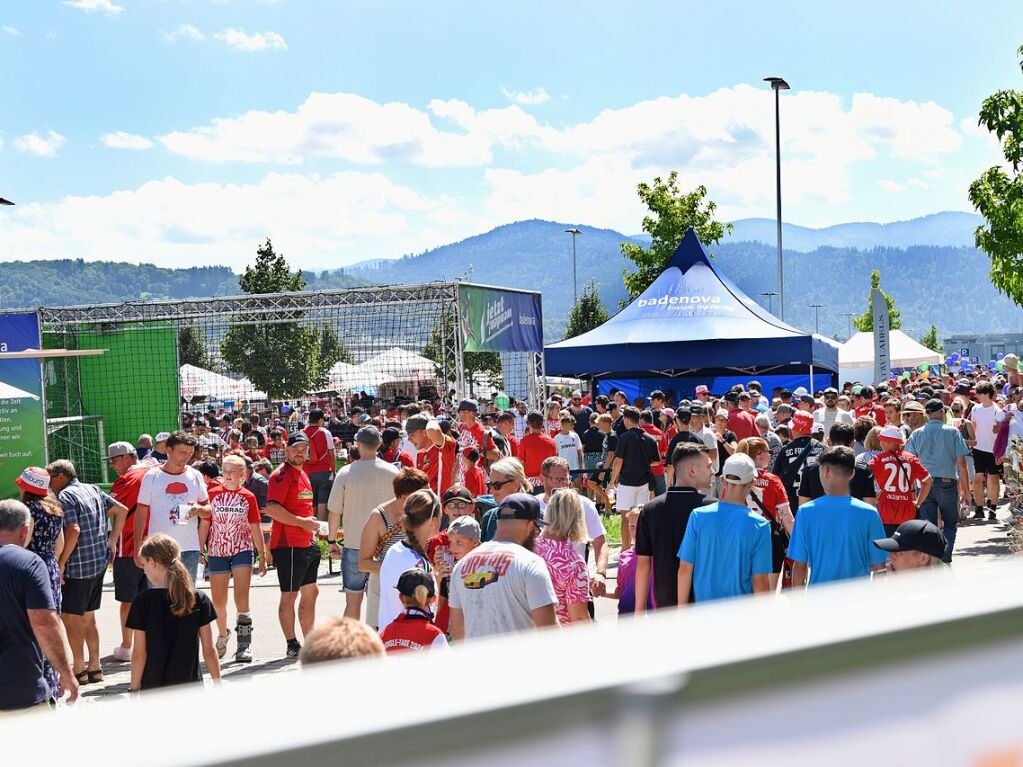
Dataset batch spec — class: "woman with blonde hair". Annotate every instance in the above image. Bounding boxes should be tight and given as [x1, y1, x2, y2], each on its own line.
[377, 489, 441, 631]
[127, 533, 220, 692]
[481, 457, 532, 541]
[533, 489, 590, 625]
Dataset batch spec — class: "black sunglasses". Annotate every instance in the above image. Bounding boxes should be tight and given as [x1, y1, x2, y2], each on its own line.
[491, 478, 516, 490]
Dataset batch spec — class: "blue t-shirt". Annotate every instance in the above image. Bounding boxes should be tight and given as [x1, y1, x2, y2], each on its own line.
[786, 495, 888, 586]
[677, 500, 772, 602]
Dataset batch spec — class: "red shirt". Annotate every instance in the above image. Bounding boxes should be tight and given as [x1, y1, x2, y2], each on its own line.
[206, 486, 261, 557]
[379, 610, 447, 654]
[303, 425, 336, 475]
[417, 434, 458, 498]
[267, 463, 315, 548]
[380, 447, 414, 469]
[427, 531, 451, 633]
[640, 424, 667, 476]
[517, 432, 558, 478]
[727, 409, 759, 441]
[748, 469, 789, 521]
[462, 465, 487, 498]
[456, 421, 493, 467]
[869, 451, 930, 526]
[262, 442, 286, 465]
[855, 403, 887, 426]
[109, 465, 149, 558]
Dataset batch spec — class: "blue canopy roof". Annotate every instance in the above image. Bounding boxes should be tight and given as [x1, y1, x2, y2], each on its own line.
[545, 228, 839, 378]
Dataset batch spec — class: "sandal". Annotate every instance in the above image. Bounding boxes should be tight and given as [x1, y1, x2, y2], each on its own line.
[75, 670, 90, 685]
[87, 669, 104, 684]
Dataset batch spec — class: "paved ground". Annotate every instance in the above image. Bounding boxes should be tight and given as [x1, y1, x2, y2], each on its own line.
[73, 505, 1017, 705]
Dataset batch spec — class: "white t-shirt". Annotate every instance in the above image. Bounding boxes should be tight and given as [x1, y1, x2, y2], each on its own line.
[813, 407, 854, 438]
[377, 540, 431, 631]
[448, 540, 557, 640]
[539, 493, 606, 560]
[137, 465, 210, 552]
[554, 431, 583, 470]
[971, 402, 1002, 453]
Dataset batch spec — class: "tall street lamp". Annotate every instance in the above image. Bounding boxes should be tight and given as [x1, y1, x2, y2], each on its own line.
[759, 291, 778, 315]
[565, 227, 582, 304]
[844, 312, 857, 340]
[764, 76, 789, 321]
[808, 303, 823, 334]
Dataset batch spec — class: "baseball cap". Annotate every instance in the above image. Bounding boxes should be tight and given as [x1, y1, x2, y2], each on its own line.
[495, 492, 546, 526]
[15, 466, 50, 496]
[405, 414, 430, 434]
[356, 425, 381, 445]
[442, 485, 474, 505]
[776, 403, 794, 415]
[924, 399, 946, 415]
[793, 386, 809, 398]
[457, 399, 478, 413]
[790, 410, 814, 434]
[107, 441, 136, 459]
[155, 431, 171, 443]
[823, 387, 839, 396]
[287, 431, 310, 446]
[878, 425, 905, 442]
[695, 384, 709, 395]
[380, 427, 401, 446]
[663, 407, 676, 420]
[873, 519, 947, 559]
[850, 385, 863, 395]
[396, 568, 436, 599]
[715, 408, 729, 419]
[448, 515, 481, 542]
[721, 453, 757, 484]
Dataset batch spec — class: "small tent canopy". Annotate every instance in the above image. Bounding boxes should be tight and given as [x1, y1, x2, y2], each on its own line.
[839, 330, 943, 383]
[545, 228, 838, 387]
[180, 364, 266, 401]
[362, 347, 438, 380]
[317, 361, 389, 395]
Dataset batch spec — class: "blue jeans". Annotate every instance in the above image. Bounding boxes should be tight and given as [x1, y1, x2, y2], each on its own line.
[918, 478, 958, 561]
[151, 549, 200, 586]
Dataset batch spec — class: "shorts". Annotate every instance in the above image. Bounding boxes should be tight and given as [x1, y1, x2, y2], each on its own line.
[272, 545, 320, 592]
[341, 547, 368, 593]
[113, 557, 147, 603]
[308, 471, 333, 505]
[206, 549, 254, 576]
[770, 528, 787, 574]
[583, 453, 603, 471]
[62, 569, 105, 615]
[972, 449, 1002, 477]
[616, 484, 649, 512]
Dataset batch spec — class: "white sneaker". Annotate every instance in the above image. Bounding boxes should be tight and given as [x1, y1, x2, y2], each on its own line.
[215, 630, 231, 659]
[112, 645, 132, 663]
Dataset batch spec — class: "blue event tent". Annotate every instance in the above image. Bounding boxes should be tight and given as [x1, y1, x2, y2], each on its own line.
[544, 228, 839, 398]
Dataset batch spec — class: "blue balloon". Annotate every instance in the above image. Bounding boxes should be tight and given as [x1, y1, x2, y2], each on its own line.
[950, 352, 960, 362]
[988, 361, 997, 370]
[964, 365, 973, 373]
[945, 357, 954, 367]
[960, 359, 968, 368]
[997, 353, 1005, 361]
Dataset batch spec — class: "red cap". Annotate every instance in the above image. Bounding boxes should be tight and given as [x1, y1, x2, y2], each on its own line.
[790, 411, 814, 435]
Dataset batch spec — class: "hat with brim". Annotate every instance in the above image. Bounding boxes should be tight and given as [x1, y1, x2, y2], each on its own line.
[495, 492, 546, 526]
[902, 401, 925, 415]
[873, 519, 946, 558]
[16, 466, 50, 496]
[878, 425, 905, 443]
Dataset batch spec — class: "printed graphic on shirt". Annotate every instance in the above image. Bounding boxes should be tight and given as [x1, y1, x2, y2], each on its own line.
[458, 550, 513, 590]
[164, 481, 190, 524]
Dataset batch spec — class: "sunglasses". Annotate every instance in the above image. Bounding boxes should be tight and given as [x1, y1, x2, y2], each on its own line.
[490, 478, 516, 490]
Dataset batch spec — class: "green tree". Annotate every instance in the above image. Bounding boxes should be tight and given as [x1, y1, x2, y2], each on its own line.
[920, 325, 943, 354]
[620, 172, 732, 301]
[422, 310, 502, 395]
[969, 44, 1023, 306]
[178, 324, 212, 370]
[564, 281, 609, 340]
[852, 269, 902, 331]
[316, 327, 354, 367]
[220, 239, 344, 399]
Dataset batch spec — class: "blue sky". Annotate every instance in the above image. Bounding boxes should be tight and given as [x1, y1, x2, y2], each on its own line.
[0, 1, 1018, 270]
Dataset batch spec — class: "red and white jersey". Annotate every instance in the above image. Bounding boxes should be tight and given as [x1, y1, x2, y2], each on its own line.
[379, 610, 449, 654]
[206, 486, 261, 557]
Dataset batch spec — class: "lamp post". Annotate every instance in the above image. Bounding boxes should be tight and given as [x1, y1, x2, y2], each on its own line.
[809, 303, 823, 334]
[844, 312, 857, 341]
[759, 291, 778, 315]
[764, 76, 790, 321]
[565, 228, 582, 304]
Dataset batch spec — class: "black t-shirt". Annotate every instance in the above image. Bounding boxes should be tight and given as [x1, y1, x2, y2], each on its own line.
[582, 427, 616, 455]
[797, 464, 876, 503]
[615, 427, 660, 486]
[0, 546, 54, 709]
[612, 416, 626, 436]
[339, 420, 359, 447]
[568, 405, 593, 437]
[664, 430, 705, 467]
[715, 430, 737, 476]
[634, 487, 708, 608]
[126, 588, 217, 691]
[770, 436, 826, 511]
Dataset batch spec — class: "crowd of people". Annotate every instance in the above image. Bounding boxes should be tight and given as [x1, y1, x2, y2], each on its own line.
[2, 360, 1019, 713]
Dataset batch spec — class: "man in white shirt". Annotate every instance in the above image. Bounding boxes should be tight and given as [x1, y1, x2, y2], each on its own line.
[969, 381, 1002, 521]
[813, 387, 854, 437]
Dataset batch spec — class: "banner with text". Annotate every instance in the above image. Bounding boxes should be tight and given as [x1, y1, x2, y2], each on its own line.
[0, 313, 46, 498]
[872, 287, 891, 384]
[459, 285, 543, 353]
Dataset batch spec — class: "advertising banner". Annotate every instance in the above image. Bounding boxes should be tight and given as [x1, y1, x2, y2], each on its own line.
[0, 313, 46, 498]
[872, 288, 890, 383]
[459, 285, 543, 353]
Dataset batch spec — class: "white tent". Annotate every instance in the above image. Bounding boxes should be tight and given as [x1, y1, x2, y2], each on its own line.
[322, 361, 389, 394]
[362, 347, 438, 380]
[179, 364, 266, 401]
[838, 330, 943, 384]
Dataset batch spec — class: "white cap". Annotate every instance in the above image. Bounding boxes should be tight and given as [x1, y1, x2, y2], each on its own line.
[715, 408, 729, 419]
[879, 425, 905, 442]
[793, 386, 809, 397]
[721, 453, 757, 484]
[155, 431, 171, 443]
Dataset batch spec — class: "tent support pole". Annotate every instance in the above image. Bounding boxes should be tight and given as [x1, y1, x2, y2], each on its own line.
[809, 364, 815, 394]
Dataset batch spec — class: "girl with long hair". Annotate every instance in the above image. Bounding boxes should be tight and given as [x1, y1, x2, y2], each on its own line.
[127, 533, 221, 692]
[377, 489, 441, 631]
[533, 489, 591, 626]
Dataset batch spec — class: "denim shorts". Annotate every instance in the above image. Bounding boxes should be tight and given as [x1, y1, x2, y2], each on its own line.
[341, 546, 367, 593]
[206, 549, 254, 575]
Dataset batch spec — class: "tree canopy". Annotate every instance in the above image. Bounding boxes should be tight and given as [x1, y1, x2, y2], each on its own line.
[620, 172, 732, 301]
[852, 269, 902, 332]
[564, 280, 609, 340]
[920, 325, 943, 354]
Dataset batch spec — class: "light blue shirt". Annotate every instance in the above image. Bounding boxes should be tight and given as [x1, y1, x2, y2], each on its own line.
[677, 500, 771, 602]
[787, 495, 888, 586]
[905, 419, 971, 479]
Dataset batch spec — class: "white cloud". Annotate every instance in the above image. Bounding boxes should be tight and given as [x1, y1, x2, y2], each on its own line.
[0, 171, 480, 270]
[163, 24, 205, 43]
[13, 130, 65, 157]
[878, 180, 906, 193]
[2, 26, 19, 36]
[63, 0, 124, 17]
[501, 86, 550, 106]
[101, 131, 154, 150]
[213, 28, 287, 52]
